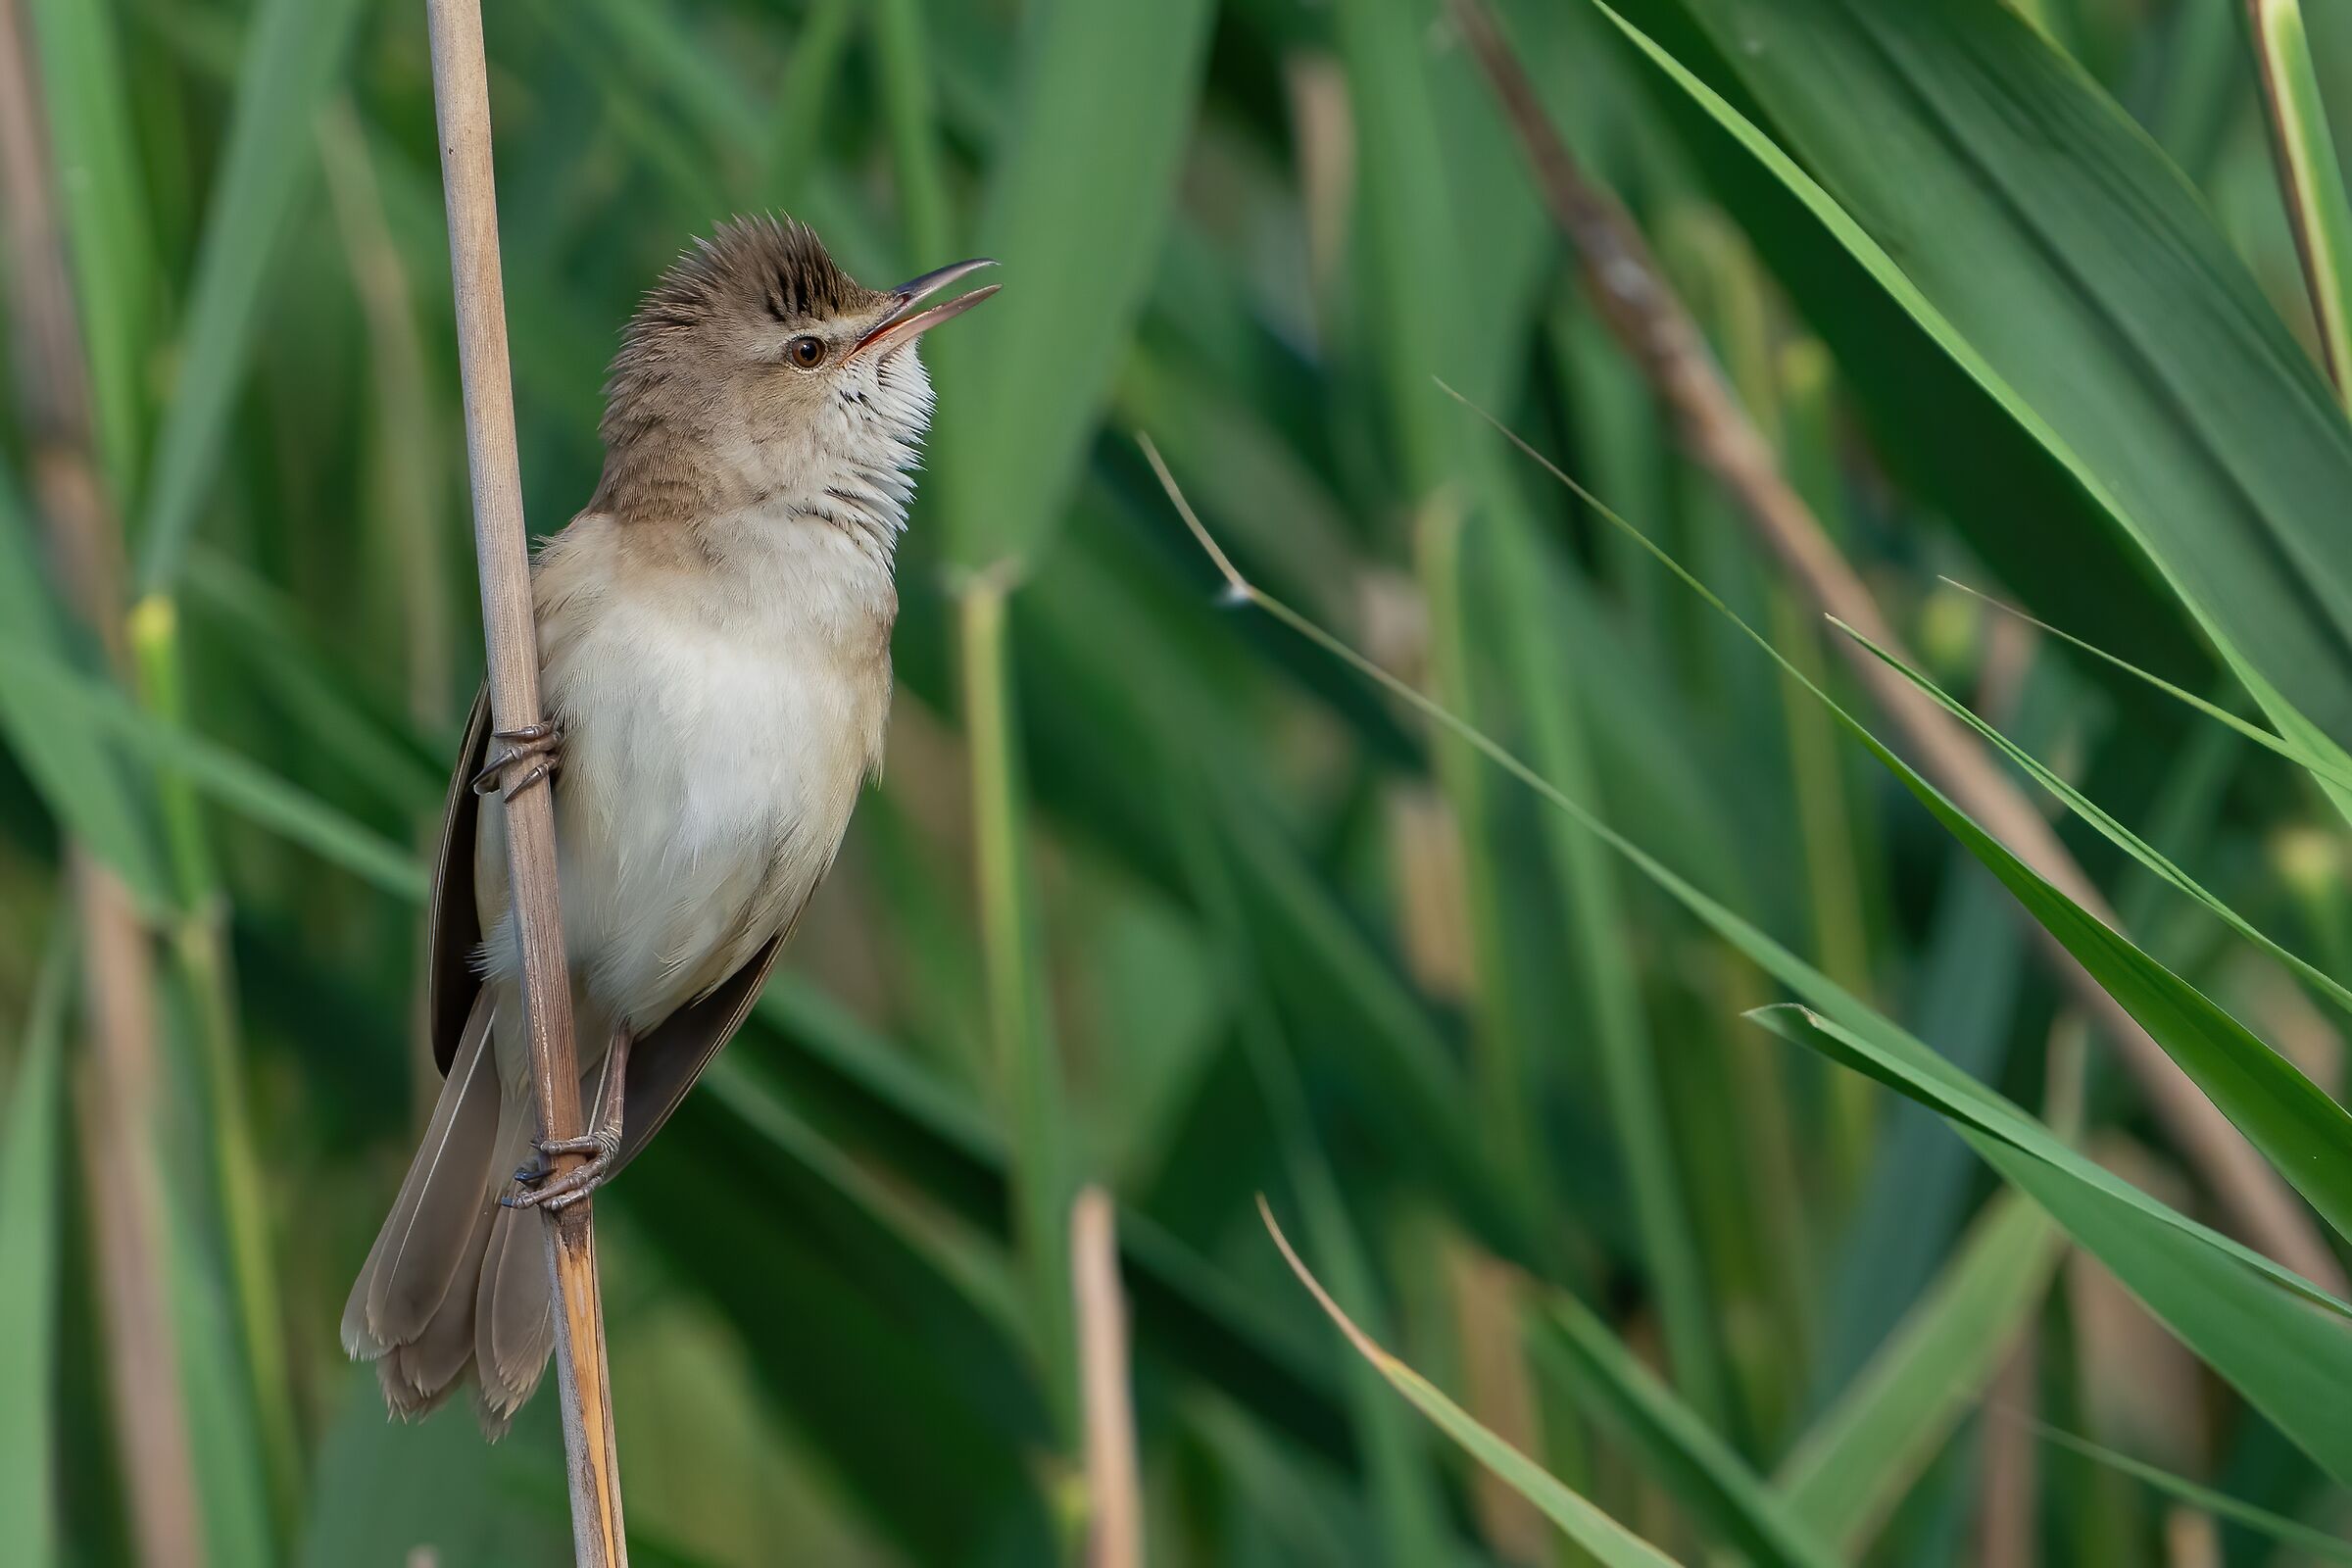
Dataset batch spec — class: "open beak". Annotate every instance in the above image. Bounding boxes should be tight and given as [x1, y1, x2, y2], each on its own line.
[853, 258, 1000, 360]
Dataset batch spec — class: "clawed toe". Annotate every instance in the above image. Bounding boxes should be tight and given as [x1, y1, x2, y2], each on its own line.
[471, 720, 564, 801]
[532, 1133, 606, 1158]
[498, 1020, 632, 1214]
[501, 1151, 613, 1212]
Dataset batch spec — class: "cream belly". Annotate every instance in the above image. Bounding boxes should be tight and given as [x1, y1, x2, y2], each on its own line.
[474, 508, 893, 1068]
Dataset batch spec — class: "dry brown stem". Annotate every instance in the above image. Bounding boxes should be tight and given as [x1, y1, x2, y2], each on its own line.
[422, 0, 625, 1556]
[1072, 1188, 1144, 1568]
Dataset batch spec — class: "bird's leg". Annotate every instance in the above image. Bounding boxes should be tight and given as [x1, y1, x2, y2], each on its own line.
[470, 718, 564, 802]
[503, 1021, 631, 1212]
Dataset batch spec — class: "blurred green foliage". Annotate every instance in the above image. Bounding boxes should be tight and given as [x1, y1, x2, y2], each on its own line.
[8, 0, 2352, 1562]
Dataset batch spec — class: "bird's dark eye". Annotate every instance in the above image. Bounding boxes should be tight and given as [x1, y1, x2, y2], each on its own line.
[786, 335, 826, 368]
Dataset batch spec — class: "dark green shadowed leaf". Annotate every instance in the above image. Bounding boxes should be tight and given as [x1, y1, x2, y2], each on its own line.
[298, 1367, 571, 1567]
[1174, 786, 1451, 1565]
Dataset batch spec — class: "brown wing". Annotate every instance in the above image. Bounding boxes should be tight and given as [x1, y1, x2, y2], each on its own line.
[612, 910, 802, 1172]
[429, 682, 795, 1179]
[429, 688, 494, 1075]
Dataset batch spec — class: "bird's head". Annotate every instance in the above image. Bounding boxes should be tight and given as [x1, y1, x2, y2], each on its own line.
[593, 215, 996, 546]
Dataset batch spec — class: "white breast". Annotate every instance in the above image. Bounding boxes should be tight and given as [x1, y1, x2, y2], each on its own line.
[481, 507, 893, 1034]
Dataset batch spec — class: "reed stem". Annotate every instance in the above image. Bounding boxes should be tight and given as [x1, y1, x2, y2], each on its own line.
[421, 0, 625, 1556]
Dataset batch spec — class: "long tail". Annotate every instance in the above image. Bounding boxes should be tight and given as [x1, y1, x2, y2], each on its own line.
[340, 990, 558, 1437]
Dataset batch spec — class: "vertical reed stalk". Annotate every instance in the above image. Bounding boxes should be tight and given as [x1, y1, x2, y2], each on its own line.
[127, 593, 301, 1538]
[421, 0, 624, 1558]
[73, 859, 202, 1568]
[1071, 1188, 1143, 1568]
[959, 577, 1079, 1435]
[1416, 497, 1545, 1226]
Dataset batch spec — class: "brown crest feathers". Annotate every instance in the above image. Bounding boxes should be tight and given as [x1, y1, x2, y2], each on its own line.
[626, 213, 880, 345]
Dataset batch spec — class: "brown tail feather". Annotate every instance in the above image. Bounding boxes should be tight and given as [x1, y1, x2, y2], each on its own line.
[345, 986, 614, 1436]
[344, 992, 501, 1359]
[343, 991, 545, 1433]
[376, 1182, 497, 1419]
[471, 1183, 555, 1437]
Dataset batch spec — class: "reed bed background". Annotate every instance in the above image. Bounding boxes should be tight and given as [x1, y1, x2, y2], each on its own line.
[8, 0, 2352, 1562]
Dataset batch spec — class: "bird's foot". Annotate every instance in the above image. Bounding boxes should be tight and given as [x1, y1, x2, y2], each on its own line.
[500, 1020, 631, 1214]
[470, 720, 564, 801]
[501, 1127, 621, 1213]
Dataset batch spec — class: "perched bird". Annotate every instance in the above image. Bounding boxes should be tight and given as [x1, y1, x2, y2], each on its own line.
[342, 216, 996, 1432]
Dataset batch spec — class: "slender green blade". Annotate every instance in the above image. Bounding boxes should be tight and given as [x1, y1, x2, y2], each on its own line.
[1263, 1201, 1685, 1567]
[2025, 1420, 2352, 1562]
[24, 0, 155, 498]
[0, 928, 74, 1568]
[1530, 1291, 1838, 1568]
[1775, 1191, 2062, 1552]
[1418, 501, 1549, 1239]
[761, 0, 856, 194]
[956, 585, 1076, 1433]
[579, 0, 763, 165]
[1281, 1104, 1452, 1565]
[931, 0, 1213, 569]
[1975, 1127, 2352, 1486]
[1938, 578, 2352, 794]
[2251, 0, 2352, 407]
[179, 552, 445, 812]
[164, 1174, 274, 1568]
[1821, 864, 2026, 1398]
[134, 0, 369, 590]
